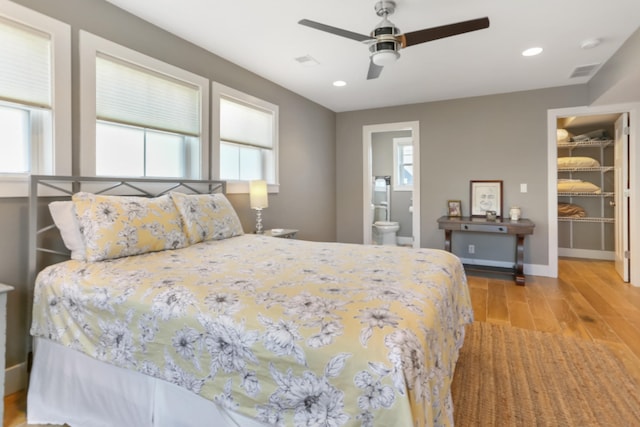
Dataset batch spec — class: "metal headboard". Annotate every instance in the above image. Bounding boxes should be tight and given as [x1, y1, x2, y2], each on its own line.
[26, 175, 226, 355]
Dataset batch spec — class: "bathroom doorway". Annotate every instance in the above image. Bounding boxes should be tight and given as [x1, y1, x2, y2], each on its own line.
[363, 121, 420, 248]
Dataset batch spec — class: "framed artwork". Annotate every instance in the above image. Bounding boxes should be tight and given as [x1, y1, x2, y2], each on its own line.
[470, 180, 503, 218]
[447, 200, 462, 217]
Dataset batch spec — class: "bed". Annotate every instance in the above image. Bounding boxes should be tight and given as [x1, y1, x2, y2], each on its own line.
[26, 176, 473, 427]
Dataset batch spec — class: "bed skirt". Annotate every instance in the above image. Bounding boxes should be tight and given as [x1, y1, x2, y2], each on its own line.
[27, 337, 270, 427]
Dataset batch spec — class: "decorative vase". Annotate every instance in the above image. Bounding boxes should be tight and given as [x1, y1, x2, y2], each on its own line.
[509, 206, 521, 221]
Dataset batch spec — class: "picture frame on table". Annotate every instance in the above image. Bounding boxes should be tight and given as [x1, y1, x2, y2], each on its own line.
[447, 200, 462, 217]
[470, 180, 503, 218]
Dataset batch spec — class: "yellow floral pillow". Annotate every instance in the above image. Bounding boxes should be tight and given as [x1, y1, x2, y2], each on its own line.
[170, 192, 244, 244]
[72, 192, 188, 262]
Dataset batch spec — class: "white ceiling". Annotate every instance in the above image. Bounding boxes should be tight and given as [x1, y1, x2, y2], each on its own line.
[105, 0, 640, 113]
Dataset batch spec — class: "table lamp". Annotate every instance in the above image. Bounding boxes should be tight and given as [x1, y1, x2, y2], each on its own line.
[249, 180, 268, 234]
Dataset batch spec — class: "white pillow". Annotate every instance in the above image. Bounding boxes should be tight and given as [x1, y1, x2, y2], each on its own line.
[557, 128, 569, 142]
[557, 157, 600, 168]
[48, 201, 86, 260]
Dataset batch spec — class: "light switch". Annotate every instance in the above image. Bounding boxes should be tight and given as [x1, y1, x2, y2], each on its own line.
[520, 183, 527, 193]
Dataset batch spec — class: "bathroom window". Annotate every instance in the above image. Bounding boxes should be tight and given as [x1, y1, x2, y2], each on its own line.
[393, 137, 413, 191]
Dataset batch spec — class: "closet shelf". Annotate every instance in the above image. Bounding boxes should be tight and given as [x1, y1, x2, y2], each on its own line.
[558, 217, 615, 224]
[558, 192, 614, 197]
[558, 166, 614, 173]
[557, 139, 613, 150]
[557, 129, 614, 258]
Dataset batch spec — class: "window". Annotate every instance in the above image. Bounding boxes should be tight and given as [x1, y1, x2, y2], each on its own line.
[393, 137, 413, 191]
[80, 31, 209, 178]
[0, 2, 71, 196]
[95, 122, 188, 177]
[0, 105, 29, 173]
[212, 82, 278, 193]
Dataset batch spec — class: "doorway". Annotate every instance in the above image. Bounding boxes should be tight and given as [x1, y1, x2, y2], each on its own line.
[548, 105, 637, 283]
[363, 121, 420, 248]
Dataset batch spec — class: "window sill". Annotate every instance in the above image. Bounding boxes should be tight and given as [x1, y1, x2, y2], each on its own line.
[0, 175, 29, 197]
[225, 180, 279, 194]
[393, 186, 413, 192]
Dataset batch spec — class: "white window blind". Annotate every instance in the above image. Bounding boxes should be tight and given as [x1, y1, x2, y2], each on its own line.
[96, 54, 200, 136]
[220, 97, 273, 148]
[0, 16, 51, 108]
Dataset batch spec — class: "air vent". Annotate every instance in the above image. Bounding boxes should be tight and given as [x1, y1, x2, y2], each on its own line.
[569, 63, 600, 78]
[294, 55, 320, 67]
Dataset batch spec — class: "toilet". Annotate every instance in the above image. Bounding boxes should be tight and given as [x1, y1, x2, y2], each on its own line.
[373, 221, 400, 245]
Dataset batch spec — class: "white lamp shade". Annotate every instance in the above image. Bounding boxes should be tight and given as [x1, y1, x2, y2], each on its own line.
[249, 180, 269, 209]
[371, 50, 399, 66]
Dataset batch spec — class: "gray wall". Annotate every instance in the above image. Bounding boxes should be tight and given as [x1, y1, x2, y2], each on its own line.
[589, 27, 640, 105]
[336, 86, 589, 265]
[3, 0, 336, 368]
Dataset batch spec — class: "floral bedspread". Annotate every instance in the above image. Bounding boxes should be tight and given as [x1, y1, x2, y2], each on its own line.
[31, 235, 473, 426]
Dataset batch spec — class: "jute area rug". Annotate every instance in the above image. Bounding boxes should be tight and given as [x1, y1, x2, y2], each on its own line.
[451, 322, 640, 426]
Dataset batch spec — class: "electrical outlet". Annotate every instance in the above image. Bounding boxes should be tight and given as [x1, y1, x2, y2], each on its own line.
[468, 244, 475, 254]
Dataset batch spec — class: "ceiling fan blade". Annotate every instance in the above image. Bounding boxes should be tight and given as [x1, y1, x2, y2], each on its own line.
[298, 19, 373, 43]
[367, 60, 383, 80]
[401, 17, 490, 48]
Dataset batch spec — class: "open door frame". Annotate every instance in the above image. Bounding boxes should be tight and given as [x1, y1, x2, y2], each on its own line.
[547, 103, 640, 286]
[363, 121, 421, 248]
[614, 113, 630, 281]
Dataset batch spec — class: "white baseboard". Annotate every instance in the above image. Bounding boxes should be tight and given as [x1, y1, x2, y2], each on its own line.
[397, 236, 413, 246]
[459, 257, 555, 278]
[5, 362, 28, 395]
[558, 248, 615, 260]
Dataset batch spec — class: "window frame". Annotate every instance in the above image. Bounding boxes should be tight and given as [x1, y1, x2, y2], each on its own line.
[79, 30, 209, 179]
[212, 82, 279, 194]
[0, 0, 71, 197]
[393, 137, 413, 192]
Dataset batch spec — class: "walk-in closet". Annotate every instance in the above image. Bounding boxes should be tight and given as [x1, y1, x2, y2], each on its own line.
[556, 112, 630, 281]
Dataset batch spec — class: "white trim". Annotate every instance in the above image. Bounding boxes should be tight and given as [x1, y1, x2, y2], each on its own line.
[79, 30, 209, 178]
[0, 0, 71, 196]
[558, 248, 615, 260]
[548, 103, 640, 286]
[363, 121, 420, 248]
[397, 236, 413, 246]
[459, 257, 551, 277]
[4, 362, 27, 396]
[211, 82, 280, 194]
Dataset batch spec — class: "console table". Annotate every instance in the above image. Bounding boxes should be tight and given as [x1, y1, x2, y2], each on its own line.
[437, 216, 535, 285]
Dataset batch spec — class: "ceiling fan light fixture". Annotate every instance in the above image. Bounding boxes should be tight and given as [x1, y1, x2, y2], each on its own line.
[371, 50, 399, 66]
[369, 38, 400, 66]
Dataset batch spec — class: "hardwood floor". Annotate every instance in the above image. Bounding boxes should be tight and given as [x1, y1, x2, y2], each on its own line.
[4, 258, 640, 427]
[468, 257, 640, 383]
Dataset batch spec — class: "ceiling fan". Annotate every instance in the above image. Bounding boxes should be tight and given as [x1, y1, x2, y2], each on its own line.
[299, 1, 490, 79]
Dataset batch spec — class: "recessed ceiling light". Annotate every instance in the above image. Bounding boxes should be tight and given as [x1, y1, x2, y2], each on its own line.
[333, 80, 347, 87]
[580, 38, 601, 49]
[522, 47, 543, 57]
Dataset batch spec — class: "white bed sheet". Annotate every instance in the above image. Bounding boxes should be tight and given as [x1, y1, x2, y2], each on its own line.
[28, 337, 270, 427]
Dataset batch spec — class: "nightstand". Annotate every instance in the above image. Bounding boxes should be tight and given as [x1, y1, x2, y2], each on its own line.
[264, 229, 298, 239]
